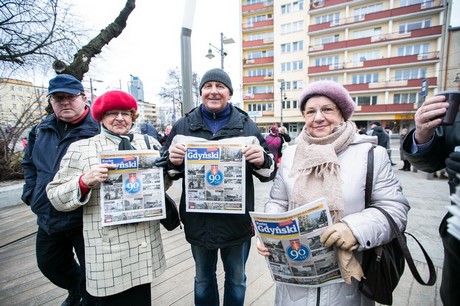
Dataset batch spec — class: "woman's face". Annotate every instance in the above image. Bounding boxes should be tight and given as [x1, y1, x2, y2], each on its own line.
[303, 96, 343, 138]
[101, 109, 134, 135]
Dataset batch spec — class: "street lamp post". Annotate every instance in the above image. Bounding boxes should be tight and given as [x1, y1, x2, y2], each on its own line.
[278, 79, 286, 127]
[205, 32, 235, 69]
[89, 78, 103, 104]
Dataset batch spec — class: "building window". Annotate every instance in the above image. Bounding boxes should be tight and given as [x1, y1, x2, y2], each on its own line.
[315, 12, 340, 25]
[281, 3, 291, 14]
[281, 62, 291, 72]
[400, 0, 432, 8]
[316, 34, 339, 45]
[315, 55, 340, 68]
[352, 73, 379, 84]
[281, 43, 291, 53]
[292, 60, 303, 71]
[292, 40, 303, 51]
[394, 93, 417, 104]
[354, 3, 384, 21]
[394, 68, 426, 81]
[399, 19, 431, 34]
[351, 50, 381, 62]
[353, 96, 378, 106]
[353, 27, 382, 39]
[293, 1, 304, 12]
[397, 43, 429, 56]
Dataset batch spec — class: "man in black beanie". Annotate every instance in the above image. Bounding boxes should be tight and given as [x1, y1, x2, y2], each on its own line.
[162, 68, 276, 306]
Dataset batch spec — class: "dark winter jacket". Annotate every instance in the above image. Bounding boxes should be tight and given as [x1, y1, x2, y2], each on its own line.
[21, 111, 100, 234]
[163, 104, 276, 249]
[141, 123, 161, 142]
[402, 112, 460, 194]
[370, 126, 389, 148]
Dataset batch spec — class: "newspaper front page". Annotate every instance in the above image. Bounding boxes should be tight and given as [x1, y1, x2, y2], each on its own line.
[99, 150, 165, 227]
[250, 198, 343, 287]
[184, 142, 246, 214]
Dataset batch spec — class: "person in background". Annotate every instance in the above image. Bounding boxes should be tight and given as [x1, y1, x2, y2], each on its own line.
[265, 125, 283, 164]
[21, 74, 100, 306]
[163, 68, 276, 306]
[399, 128, 411, 171]
[141, 122, 161, 142]
[368, 121, 395, 166]
[278, 126, 291, 144]
[160, 124, 173, 146]
[46, 90, 165, 306]
[256, 80, 409, 306]
[402, 93, 460, 306]
[21, 137, 28, 149]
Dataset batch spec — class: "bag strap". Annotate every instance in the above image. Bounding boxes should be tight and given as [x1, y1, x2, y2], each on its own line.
[364, 145, 436, 286]
[370, 206, 437, 286]
[144, 134, 151, 149]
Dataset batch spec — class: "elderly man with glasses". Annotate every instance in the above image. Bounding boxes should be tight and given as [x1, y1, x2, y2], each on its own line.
[21, 74, 100, 306]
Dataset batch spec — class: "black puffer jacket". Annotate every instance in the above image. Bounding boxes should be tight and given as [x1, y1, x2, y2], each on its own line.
[163, 104, 276, 249]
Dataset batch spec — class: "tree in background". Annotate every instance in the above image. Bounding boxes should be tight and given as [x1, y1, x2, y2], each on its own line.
[0, 0, 136, 181]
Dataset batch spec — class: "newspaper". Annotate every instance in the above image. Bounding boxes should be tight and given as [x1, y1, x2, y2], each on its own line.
[99, 150, 165, 227]
[184, 142, 246, 214]
[250, 198, 343, 287]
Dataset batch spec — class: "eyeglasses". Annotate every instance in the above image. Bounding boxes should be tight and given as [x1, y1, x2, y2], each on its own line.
[303, 104, 338, 118]
[49, 94, 83, 103]
[104, 111, 133, 119]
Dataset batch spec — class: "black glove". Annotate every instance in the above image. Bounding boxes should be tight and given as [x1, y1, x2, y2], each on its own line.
[445, 151, 460, 193]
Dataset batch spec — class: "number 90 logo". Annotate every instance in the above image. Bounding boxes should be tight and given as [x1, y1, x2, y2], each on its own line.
[124, 178, 141, 194]
[286, 245, 310, 262]
[206, 170, 223, 186]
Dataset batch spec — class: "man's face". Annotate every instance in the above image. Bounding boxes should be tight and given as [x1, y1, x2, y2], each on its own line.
[200, 81, 232, 112]
[49, 93, 87, 122]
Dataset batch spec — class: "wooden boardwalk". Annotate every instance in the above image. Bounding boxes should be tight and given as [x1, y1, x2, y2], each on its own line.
[0, 175, 445, 306]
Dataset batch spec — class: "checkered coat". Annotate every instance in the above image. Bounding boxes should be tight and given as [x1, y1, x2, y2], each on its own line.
[46, 133, 166, 297]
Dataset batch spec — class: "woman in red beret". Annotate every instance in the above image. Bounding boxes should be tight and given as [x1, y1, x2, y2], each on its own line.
[46, 90, 165, 306]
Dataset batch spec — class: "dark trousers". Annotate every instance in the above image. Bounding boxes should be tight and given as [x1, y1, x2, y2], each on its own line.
[439, 214, 460, 306]
[94, 283, 151, 306]
[36, 226, 94, 304]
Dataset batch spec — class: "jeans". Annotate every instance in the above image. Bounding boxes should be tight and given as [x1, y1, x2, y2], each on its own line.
[36, 226, 95, 305]
[191, 240, 251, 306]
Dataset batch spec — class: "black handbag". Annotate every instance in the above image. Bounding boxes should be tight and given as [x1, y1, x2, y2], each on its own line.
[161, 193, 181, 231]
[358, 147, 436, 305]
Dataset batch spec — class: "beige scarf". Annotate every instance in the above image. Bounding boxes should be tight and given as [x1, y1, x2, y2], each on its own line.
[289, 121, 357, 223]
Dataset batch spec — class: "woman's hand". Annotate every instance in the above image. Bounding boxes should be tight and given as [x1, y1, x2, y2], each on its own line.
[81, 164, 117, 187]
[256, 238, 271, 256]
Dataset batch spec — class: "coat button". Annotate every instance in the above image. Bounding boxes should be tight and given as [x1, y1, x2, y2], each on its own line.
[140, 241, 147, 248]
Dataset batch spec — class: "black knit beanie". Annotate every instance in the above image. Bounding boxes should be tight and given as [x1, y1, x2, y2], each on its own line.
[199, 68, 233, 95]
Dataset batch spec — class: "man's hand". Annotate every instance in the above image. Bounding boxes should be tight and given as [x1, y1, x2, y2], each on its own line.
[413, 95, 449, 144]
[242, 144, 265, 167]
[320, 222, 358, 251]
[169, 143, 186, 166]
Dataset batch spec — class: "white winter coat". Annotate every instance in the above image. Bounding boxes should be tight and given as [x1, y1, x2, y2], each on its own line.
[264, 134, 410, 306]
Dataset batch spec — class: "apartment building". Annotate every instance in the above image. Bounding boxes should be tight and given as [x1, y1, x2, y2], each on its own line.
[241, 0, 449, 135]
[0, 79, 48, 129]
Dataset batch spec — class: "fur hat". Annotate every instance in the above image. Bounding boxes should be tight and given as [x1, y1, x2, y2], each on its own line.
[48, 74, 84, 95]
[91, 90, 138, 122]
[199, 68, 233, 95]
[299, 81, 356, 121]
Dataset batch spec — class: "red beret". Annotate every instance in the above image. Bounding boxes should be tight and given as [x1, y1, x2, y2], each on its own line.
[91, 90, 138, 122]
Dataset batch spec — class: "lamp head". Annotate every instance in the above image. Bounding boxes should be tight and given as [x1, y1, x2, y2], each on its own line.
[206, 48, 215, 59]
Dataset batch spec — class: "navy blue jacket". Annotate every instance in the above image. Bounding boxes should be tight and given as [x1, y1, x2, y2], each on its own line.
[21, 111, 100, 234]
[163, 104, 276, 249]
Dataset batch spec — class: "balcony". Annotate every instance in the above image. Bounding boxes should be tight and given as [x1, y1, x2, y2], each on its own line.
[343, 77, 437, 91]
[243, 75, 274, 84]
[243, 56, 274, 66]
[308, 0, 443, 32]
[308, 52, 440, 74]
[243, 38, 274, 49]
[243, 93, 274, 101]
[357, 103, 416, 114]
[242, 1, 274, 15]
[309, 0, 441, 12]
[308, 26, 442, 54]
[243, 19, 274, 31]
